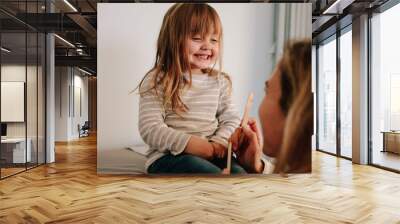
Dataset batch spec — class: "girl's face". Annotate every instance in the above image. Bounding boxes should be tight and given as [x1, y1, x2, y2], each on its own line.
[187, 32, 219, 74]
[258, 64, 286, 157]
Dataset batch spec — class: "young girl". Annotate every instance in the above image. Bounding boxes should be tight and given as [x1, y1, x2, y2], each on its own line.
[138, 3, 246, 174]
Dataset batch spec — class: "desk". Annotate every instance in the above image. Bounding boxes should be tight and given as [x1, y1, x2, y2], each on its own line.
[1, 138, 31, 163]
[382, 131, 400, 154]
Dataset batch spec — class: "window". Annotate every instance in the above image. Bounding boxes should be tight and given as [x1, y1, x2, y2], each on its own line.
[370, 2, 400, 171]
[339, 28, 352, 158]
[317, 36, 337, 154]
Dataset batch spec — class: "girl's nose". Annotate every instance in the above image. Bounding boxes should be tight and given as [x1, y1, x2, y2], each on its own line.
[201, 41, 212, 50]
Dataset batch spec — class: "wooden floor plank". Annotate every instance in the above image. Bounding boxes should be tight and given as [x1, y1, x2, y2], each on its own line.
[0, 134, 399, 223]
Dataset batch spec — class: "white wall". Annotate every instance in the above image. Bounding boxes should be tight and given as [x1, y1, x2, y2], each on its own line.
[97, 3, 310, 172]
[55, 67, 70, 141]
[55, 67, 89, 141]
[72, 73, 89, 138]
[216, 4, 275, 121]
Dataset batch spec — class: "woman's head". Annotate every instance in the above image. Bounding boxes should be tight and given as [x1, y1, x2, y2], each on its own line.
[258, 39, 312, 173]
[140, 3, 223, 112]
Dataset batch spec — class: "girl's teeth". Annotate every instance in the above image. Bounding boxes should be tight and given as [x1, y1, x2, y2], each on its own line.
[197, 55, 208, 60]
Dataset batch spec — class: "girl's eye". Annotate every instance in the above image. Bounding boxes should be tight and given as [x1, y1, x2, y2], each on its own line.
[192, 37, 202, 41]
[211, 39, 218, 43]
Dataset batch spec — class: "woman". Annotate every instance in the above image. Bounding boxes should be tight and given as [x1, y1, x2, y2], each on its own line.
[230, 39, 312, 173]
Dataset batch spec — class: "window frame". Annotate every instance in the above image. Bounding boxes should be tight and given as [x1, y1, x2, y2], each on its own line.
[315, 23, 353, 161]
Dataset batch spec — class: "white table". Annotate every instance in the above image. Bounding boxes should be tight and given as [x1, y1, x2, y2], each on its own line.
[1, 138, 31, 163]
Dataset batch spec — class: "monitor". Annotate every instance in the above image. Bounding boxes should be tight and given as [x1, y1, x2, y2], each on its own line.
[1, 123, 7, 137]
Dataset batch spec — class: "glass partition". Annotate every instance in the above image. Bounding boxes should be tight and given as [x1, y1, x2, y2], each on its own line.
[0, 31, 28, 177]
[0, 1, 46, 179]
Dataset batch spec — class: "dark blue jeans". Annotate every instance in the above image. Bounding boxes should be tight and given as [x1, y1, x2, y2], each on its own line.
[148, 153, 247, 174]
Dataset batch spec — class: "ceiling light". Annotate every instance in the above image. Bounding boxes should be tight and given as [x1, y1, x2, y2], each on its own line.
[63, 0, 78, 12]
[322, 0, 351, 15]
[78, 67, 93, 76]
[323, 0, 341, 14]
[1, 47, 11, 53]
[54, 34, 75, 48]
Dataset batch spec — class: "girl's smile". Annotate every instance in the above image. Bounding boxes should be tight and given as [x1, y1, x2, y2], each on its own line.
[194, 53, 212, 60]
[187, 33, 219, 73]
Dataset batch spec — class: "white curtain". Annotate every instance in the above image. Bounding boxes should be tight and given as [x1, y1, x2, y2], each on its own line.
[273, 3, 312, 64]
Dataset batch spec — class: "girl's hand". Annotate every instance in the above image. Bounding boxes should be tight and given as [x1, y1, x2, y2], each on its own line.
[211, 142, 226, 159]
[230, 118, 264, 173]
[185, 136, 215, 160]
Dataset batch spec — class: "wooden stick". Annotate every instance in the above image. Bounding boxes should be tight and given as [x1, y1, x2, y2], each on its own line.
[226, 141, 232, 174]
[238, 93, 254, 144]
[224, 93, 253, 175]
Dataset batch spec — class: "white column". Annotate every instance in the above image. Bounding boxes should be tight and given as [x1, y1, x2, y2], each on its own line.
[352, 14, 369, 164]
[45, 0, 55, 163]
[312, 45, 317, 151]
[46, 33, 55, 164]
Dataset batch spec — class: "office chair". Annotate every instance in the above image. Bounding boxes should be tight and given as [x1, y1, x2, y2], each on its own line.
[79, 121, 90, 138]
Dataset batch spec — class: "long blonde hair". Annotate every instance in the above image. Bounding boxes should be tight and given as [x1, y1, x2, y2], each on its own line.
[137, 3, 226, 113]
[274, 40, 312, 173]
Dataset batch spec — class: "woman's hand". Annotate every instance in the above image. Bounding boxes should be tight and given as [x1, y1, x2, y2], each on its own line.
[230, 118, 264, 173]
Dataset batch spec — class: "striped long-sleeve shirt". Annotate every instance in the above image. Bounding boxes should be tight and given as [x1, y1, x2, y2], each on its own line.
[138, 71, 240, 172]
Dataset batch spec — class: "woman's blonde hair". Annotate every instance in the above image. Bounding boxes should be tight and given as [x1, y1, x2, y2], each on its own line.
[137, 3, 227, 113]
[274, 39, 312, 173]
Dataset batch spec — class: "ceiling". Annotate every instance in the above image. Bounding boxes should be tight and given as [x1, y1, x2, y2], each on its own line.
[311, 0, 390, 43]
[0, 0, 393, 75]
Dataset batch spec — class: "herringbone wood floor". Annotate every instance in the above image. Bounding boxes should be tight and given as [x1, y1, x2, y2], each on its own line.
[0, 134, 400, 223]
